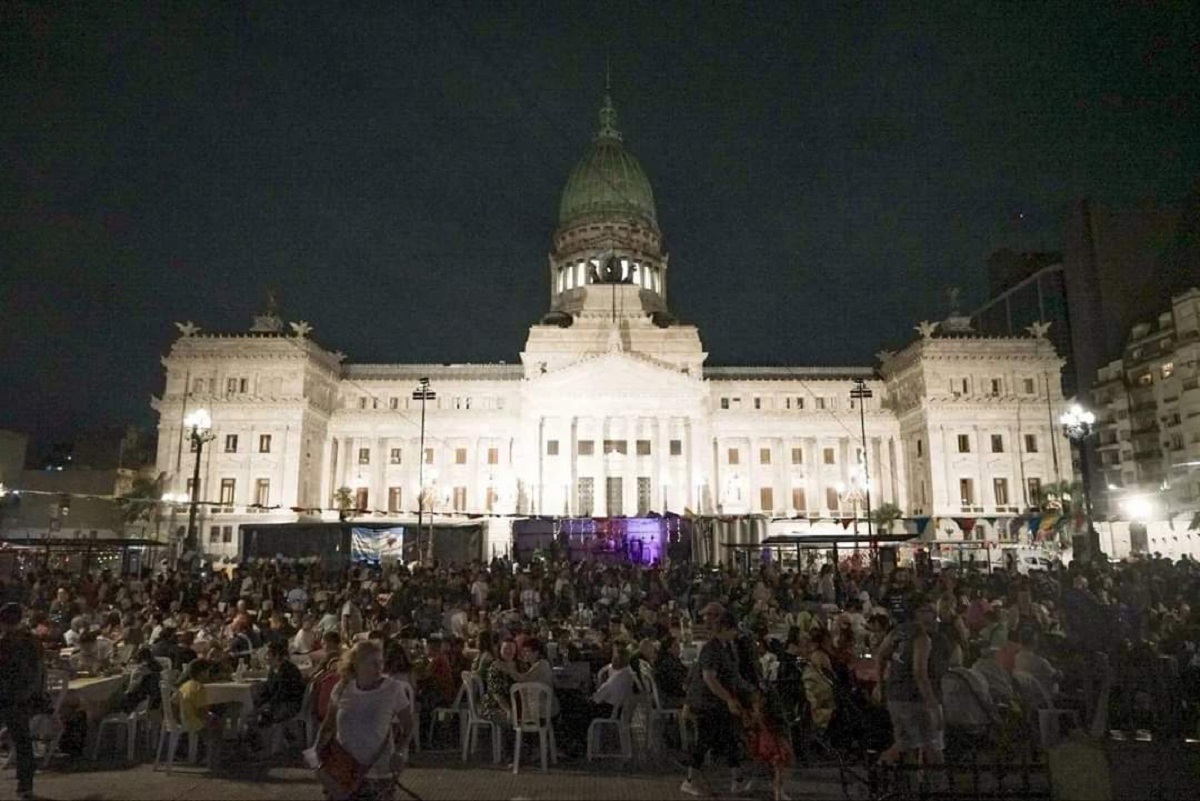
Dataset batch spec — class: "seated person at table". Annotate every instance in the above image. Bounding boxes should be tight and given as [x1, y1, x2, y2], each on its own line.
[498, 638, 559, 718]
[70, 630, 111, 674]
[178, 661, 239, 762]
[482, 639, 518, 723]
[628, 638, 658, 685]
[117, 647, 164, 713]
[418, 637, 456, 712]
[592, 646, 637, 716]
[261, 611, 294, 650]
[228, 616, 257, 664]
[63, 616, 88, 648]
[654, 637, 688, 708]
[290, 615, 320, 655]
[151, 628, 186, 669]
[245, 640, 306, 753]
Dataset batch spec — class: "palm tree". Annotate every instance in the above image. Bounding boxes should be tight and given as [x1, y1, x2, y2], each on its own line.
[116, 474, 164, 537]
[871, 502, 903, 533]
[1190, 510, 1200, 532]
[334, 486, 355, 521]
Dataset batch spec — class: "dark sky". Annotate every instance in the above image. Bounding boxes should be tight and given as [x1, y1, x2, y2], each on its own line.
[3, 2, 1197, 450]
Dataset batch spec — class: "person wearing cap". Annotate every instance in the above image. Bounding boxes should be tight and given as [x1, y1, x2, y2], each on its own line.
[0, 602, 41, 800]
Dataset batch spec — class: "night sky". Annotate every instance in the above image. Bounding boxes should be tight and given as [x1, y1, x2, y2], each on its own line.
[3, 2, 1197, 451]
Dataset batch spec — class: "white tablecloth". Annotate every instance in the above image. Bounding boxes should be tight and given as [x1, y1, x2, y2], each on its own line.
[68, 675, 128, 717]
[205, 680, 263, 717]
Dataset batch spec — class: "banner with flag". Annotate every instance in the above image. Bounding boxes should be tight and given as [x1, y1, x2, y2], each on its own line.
[351, 527, 405, 561]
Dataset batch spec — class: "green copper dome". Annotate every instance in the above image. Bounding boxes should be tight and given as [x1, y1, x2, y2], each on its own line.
[558, 95, 658, 230]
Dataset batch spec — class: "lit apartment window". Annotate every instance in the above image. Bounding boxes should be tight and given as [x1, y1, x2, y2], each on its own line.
[959, 478, 975, 507]
[825, 487, 839, 510]
[636, 440, 652, 456]
[258, 434, 271, 453]
[957, 434, 971, 453]
[728, 448, 740, 465]
[224, 434, 238, 453]
[358, 448, 370, 465]
[455, 448, 467, 465]
[791, 447, 803, 465]
[452, 486, 466, 512]
[759, 487, 774, 511]
[823, 448, 835, 465]
[254, 479, 270, 507]
[577, 478, 594, 516]
[1024, 434, 1038, 453]
[1027, 477, 1042, 504]
[791, 488, 807, 511]
[759, 448, 771, 464]
[424, 448, 434, 464]
[487, 447, 499, 465]
[669, 440, 682, 456]
[219, 478, 236, 507]
[578, 440, 595, 456]
[388, 487, 402, 513]
[603, 440, 627, 455]
[390, 448, 402, 465]
[991, 435, 1004, 453]
[993, 478, 1009, 507]
[546, 440, 559, 456]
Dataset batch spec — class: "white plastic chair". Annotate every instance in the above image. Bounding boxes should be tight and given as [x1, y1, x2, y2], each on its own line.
[395, 679, 419, 754]
[510, 682, 557, 773]
[93, 697, 153, 762]
[640, 668, 686, 754]
[152, 682, 203, 771]
[586, 694, 633, 762]
[26, 669, 70, 768]
[460, 671, 501, 764]
[428, 679, 466, 749]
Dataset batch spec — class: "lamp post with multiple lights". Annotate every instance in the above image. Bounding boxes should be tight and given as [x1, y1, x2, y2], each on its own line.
[183, 409, 215, 562]
[1059, 403, 1101, 562]
[850, 378, 875, 554]
[412, 377, 436, 563]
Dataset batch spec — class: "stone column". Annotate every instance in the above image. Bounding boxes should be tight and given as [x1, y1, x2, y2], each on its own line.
[596, 417, 608, 517]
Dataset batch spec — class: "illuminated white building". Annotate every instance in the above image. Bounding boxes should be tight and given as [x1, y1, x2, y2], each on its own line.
[152, 93, 1069, 558]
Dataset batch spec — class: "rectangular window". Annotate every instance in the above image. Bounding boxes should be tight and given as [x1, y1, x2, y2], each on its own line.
[358, 448, 370, 465]
[993, 478, 1009, 507]
[759, 447, 772, 465]
[222, 525, 233, 544]
[759, 487, 774, 511]
[227, 378, 239, 394]
[388, 487, 402, 513]
[390, 448, 402, 465]
[577, 440, 595, 456]
[720, 398, 730, 410]
[669, 439, 682, 456]
[389, 397, 399, 410]
[254, 478, 270, 507]
[959, 478, 975, 506]
[224, 434, 238, 453]
[487, 447, 499, 465]
[239, 378, 248, 393]
[637, 477, 652, 516]
[816, 397, 827, 410]
[916, 439, 923, 457]
[823, 447, 835, 465]
[991, 434, 1004, 453]
[728, 448, 740, 465]
[546, 440, 559, 456]
[791, 487, 807, 511]
[258, 434, 271, 453]
[1024, 434, 1038, 453]
[826, 487, 839, 510]
[606, 477, 623, 516]
[1023, 378, 1035, 394]
[990, 378, 1002, 396]
[636, 439, 652, 456]
[753, 397, 762, 410]
[452, 486, 466, 512]
[424, 447, 434, 465]
[455, 447, 467, 465]
[354, 488, 368, 511]
[957, 434, 971, 453]
[358, 397, 368, 409]
[1027, 477, 1042, 504]
[186, 478, 199, 499]
[219, 478, 236, 506]
[795, 397, 805, 410]
[209, 525, 220, 543]
[485, 487, 498, 512]
[604, 439, 627, 455]
[790, 447, 803, 465]
[577, 478, 594, 517]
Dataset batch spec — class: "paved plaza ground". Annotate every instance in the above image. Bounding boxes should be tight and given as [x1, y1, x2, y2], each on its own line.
[0, 755, 852, 801]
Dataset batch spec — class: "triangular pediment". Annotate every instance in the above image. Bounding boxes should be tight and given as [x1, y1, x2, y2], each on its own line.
[527, 350, 703, 398]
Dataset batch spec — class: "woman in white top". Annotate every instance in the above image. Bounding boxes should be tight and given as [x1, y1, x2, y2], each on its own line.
[316, 641, 412, 801]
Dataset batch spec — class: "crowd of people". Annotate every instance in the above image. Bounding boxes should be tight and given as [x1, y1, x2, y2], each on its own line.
[0, 546, 1198, 800]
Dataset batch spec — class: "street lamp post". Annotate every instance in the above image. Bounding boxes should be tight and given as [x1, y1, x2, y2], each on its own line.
[850, 378, 875, 553]
[1059, 403, 1101, 563]
[183, 409, 215, 566]
[412, 378, 436, 564]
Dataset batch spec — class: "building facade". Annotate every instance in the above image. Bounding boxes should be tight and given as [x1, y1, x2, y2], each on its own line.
[1092, 288, 1200, 517]
[151, 94, 1070, 559]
